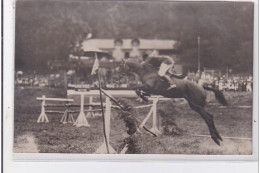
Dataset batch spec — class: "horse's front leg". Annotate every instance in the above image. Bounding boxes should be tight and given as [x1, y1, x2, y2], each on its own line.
[135, 85, 151, 102]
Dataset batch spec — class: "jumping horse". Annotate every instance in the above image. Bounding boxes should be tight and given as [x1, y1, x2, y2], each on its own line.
[118, 59, 228, 145]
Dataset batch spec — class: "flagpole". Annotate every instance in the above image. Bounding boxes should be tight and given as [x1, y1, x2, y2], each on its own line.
[95, 54, 110, 154]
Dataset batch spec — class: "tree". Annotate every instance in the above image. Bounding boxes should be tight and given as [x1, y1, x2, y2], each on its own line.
[15, 1, 90, 72]
[15, 1, 254, 74]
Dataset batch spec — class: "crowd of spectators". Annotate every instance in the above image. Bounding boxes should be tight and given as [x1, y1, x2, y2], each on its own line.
[187, 71, 253, 92]
[15, 71, 64, 88]
[15, 70, 253, 92]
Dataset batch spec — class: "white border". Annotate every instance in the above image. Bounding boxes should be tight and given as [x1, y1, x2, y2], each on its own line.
[3, 0, 259, 171]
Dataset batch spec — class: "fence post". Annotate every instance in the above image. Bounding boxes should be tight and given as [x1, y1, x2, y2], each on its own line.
[139, 106, 153, 129]
[149, 97, 161, 135]
[60, 102, 75, 124]
[95, 97, 117, 154]
[86, 96, 93, 118]
[74, 93, 90, 127]
[37, 95, 49, 123]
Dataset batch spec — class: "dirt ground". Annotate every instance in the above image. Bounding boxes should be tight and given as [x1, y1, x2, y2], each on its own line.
[13, 87, 253, 154]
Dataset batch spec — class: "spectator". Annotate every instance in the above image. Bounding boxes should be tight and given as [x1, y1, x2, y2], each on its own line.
[112, 38, 125, 62]
[129, 38, 142, 63]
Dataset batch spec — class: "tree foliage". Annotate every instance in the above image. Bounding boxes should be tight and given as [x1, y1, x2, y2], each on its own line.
[15, 1, 254, 74]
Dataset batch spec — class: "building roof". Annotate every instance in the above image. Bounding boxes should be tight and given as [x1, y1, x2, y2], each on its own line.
[82, 39, 179, 51]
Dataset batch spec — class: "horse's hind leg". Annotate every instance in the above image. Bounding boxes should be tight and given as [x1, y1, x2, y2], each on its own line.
[188, 101, 222, 145]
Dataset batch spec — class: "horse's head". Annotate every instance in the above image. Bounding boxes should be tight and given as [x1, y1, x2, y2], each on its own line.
[116, 60, 134, 76]
[115, 59, 145, 80]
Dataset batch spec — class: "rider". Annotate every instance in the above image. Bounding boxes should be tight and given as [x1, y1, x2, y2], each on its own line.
[142, 55, 177, 90]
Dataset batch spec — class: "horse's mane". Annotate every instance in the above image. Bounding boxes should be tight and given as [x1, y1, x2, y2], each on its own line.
[126, 60, 157, 75]
[143, 56, 167, 68]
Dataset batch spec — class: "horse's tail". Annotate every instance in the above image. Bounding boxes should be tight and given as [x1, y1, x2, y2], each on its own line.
[203, 85, 228, 106]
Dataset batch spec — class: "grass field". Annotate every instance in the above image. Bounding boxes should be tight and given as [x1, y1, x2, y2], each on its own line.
[13, 87, 253, 154]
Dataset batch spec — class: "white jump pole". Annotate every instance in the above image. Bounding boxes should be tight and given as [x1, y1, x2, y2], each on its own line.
[37, 95, 49, 123]
[139, 97, 161, 136]
[95, 96, 117, 154]
[60, 103, 75, 124]
[149, 97, 161, 135]
[60, 111, 67, 123]
[86, 96, 93, 118]
[67, 112, 75, 123]
[74, 93, 90, 127]
[86, 96, 102, 117]
[139, 106, 153, 128]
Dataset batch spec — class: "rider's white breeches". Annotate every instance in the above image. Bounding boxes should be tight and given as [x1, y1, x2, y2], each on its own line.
[158, 63, 173, 77]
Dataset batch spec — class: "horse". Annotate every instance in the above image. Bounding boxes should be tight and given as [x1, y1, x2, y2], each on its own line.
[118, 60, 228, 145]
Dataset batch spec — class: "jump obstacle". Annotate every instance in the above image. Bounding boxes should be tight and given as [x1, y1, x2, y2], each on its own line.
[36, 95, 74, 123]
[67, 90, 169, 134]
[36, 94, 103, 125]
[37, 90, 252, 154]
[66, 89, 171, 153]
[37, 90, 168, 133]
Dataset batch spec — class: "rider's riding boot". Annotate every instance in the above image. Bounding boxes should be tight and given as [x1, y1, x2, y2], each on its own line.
[164, 75, 176, 90]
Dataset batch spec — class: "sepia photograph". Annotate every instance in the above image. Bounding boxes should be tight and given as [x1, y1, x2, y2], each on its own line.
[13, 0, 255, 156]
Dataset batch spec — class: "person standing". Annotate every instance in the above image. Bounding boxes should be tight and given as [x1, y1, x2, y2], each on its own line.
[112, 38, 125, 62]
[129, 38, 142, 63]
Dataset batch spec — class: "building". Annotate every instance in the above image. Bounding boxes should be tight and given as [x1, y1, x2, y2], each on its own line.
[78, 38, 182, 73]
[68, 38, 182, 88]
[81, 38, 179, 55]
